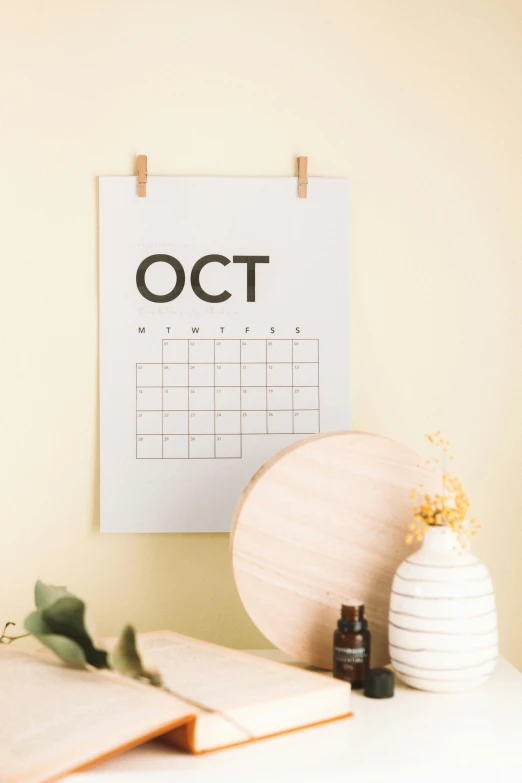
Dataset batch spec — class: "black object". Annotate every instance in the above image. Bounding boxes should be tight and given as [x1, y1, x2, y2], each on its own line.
[364, 667, 395, 699]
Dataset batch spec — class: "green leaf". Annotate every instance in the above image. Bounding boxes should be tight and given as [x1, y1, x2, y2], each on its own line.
[109, 625, 162, 687]
[42, 597, 108, 669]
[35, 581, 76, 610]
[109, 625, 142, 677]
[24, 610, 87, 668]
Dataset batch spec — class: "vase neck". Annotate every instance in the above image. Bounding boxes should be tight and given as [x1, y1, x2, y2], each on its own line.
[410, 525, 476, 565]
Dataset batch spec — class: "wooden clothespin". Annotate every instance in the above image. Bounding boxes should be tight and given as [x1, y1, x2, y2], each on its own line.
[137, 155, 147, 197]
[297, 156, 308, 198]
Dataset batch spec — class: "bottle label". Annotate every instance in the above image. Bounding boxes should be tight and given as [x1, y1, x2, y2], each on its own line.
[334, 646, 368, 665]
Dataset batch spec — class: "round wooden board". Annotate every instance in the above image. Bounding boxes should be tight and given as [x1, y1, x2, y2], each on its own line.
[230, 431, 441, 669]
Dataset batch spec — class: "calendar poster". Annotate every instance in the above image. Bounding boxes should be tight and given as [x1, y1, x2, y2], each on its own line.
[100, 176, 349, 532]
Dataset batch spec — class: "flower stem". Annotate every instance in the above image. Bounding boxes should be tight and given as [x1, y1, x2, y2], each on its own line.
[0, 622, 31, 645]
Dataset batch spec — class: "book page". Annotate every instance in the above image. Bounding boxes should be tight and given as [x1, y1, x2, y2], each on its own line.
[0, 649, 193, 783]
[137, 631, 351, 751]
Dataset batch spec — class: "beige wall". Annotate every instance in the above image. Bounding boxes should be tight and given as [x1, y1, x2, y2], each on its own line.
[2, 0, 521, 667]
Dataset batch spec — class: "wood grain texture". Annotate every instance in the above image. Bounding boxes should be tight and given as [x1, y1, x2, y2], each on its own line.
[137, 154, 147, 197]
[230, 431, 441, 669]
[297, 156, 308, 198]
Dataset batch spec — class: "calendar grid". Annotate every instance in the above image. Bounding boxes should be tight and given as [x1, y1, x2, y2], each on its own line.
[291, 338, 294, 429]
[239, 344, 243, 457]
[317, 340, 321, 432]
[136, 338, 320, 459]
[186, 344, 189, 458]
[160, 342, 163, 458]
[265, 356, 268, 435]
[213, 339, 216, 459]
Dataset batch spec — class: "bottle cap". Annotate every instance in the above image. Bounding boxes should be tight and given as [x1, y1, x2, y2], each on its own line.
[364, 667, 395, 699]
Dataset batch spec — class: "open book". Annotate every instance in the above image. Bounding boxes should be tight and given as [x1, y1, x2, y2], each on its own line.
[1, 630, 352, 783]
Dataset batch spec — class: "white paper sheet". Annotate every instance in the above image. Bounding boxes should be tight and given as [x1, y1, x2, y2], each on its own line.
[99, 176, 349, 532]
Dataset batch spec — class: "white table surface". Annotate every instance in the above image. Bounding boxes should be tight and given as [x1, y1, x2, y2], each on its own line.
[67, 651, 522, 783]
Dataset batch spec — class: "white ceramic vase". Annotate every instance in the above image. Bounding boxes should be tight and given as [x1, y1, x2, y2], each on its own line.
[389, 525, 498, 692]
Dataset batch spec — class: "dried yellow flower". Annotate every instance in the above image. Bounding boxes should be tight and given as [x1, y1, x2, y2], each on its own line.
[406, 432, 480, 550]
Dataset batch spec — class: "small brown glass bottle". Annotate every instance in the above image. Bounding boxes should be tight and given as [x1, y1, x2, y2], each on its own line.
[333, 601, 371, 689]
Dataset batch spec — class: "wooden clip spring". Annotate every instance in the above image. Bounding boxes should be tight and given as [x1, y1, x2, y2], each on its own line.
[137, 155, 147, 197]
[297, 156, 308, 198]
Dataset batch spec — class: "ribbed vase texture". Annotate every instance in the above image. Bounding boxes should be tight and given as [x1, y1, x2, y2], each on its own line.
[389, 526, 498, 692]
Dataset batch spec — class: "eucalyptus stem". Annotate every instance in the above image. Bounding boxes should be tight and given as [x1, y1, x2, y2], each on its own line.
[0, 621, 30, 645]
